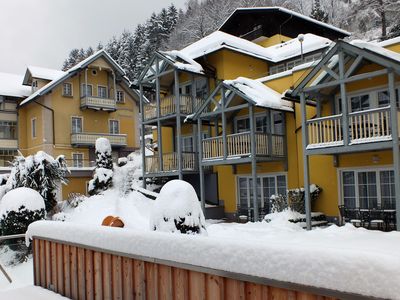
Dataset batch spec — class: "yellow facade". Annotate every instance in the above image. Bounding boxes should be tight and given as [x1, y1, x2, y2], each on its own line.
[17, 54, 140, 199]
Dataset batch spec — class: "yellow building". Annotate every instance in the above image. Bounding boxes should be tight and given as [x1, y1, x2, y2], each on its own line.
[0, 50, 140, 199]
[139, 7, 400, 230]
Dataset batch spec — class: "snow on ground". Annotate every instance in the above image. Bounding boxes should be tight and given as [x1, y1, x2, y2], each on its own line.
[0, 258, 33, 290]
[0, 285, 68, 299]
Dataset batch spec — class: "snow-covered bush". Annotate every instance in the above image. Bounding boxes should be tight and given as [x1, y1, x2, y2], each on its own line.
[88, 138, 113, 195]
[270, 194, 288, 213]
[287, 184, 322, 214]
[150, 180, 206, 235]
[3, 151, 68, 213]
[0, 188, 46, 236]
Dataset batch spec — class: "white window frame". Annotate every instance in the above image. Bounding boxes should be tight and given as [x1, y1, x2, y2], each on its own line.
[31, 118, 37, 139]
[81, 83, 93, 97]
[97, 85, 108, 99]
[236, 172, 288, 210]
[62, 82, 73, 97]
[234, 112, 270, 134]
[338, 165, 395, 208]
[116, 90, 125, 103]
[109, 119, 120, 134]
[181, 135, 194, 152]
[72, 153, 84, 168]
[71, 116, 83, 134]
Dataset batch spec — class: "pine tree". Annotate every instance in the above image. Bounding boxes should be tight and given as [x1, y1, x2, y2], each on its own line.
[310, 0, 328, 22]
[88, 138, 114, 195]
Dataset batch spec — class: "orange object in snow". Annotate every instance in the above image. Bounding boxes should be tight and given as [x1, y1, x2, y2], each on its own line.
[101, 216, 125, 228]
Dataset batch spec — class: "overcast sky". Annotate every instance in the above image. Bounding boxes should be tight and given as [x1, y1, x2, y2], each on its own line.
[0, 0, 187, 75]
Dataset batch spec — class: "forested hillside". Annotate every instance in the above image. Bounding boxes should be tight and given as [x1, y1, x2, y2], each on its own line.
[62, 0, 400, 81]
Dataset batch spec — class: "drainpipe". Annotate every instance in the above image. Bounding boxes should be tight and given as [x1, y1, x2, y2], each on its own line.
[33, 100, 55, 146]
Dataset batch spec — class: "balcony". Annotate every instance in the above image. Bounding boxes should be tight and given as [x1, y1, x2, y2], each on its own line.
[144, 95, 207, 121]
[306, 107, 400, 150]
[80, 96, 116, 111]
[0, 139, 18, 150]
[202, 132, 285, 161]
[71, 132, 127, 147]
[145, 152, 197, 174]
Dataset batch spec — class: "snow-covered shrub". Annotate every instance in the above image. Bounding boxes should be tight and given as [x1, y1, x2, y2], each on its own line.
[117, 157, 128, 167]
[88, 138, 113, 195]
[0, 188, 46, 236]
[150, 180, 206, 235]
[270, 194, 288, 213]
[5, 151, 68, 213]
[287, 184, 322, 214]
[0, 173, 9, 186]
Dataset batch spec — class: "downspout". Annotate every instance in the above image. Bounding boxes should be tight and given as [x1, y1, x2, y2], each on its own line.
[33, 100, 55, 146]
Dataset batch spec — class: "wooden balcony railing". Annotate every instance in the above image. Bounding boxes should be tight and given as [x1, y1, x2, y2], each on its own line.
[144, 95, 207, 120]
[145, 152, 197, 174]
[71, 133, 127, 147]
[307, 107, 400, 149]
[202, 132, 285, 160]
[80, 96, 116, 111]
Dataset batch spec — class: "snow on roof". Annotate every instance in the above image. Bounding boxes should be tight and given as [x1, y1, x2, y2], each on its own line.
[162, 50, 204, 74]
[224, 77, 293, 111]
[378, 36, 400, 48]
[20, 49, 129, 106]
[219, 7, 351, 37]
[25, 66, 66, 82]
[258, 61, 318, 83]
[0, 72, 31, 98]
[179, 31, 331, 63]
[351, 39, 400, 63]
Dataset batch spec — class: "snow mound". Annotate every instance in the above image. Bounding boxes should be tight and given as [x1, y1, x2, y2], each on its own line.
[95, 138, 111, 155]
[150, 180, 206, 235]
[0, 188, 45, 218]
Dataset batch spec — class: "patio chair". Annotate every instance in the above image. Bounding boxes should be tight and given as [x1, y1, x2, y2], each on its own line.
[344, 207, 362, 227]
[369, 208, 385, 230]
[384, 210, 396, 231]
[338, 205, 347, 225]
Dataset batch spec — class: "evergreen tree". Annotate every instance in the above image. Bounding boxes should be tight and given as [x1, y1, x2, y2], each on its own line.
[310, 0, 328, 22]
[88, 138, 114, 195]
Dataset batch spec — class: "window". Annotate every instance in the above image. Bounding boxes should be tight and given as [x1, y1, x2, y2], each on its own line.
[0, 121, 17, 139]
[72, 153, 84, 168]
[340, 169, 396, 209]
[272, 112, 284, 135]
[195, 77, 208, 99]
[98, 86, 107, 98]
[116, 90, 125, 103]
[31, 118, 36, 138]
[109, 120, 119, 134]
[237, 174, 287, 214]
[256, 115, 268, 133]
[350, 94, 370, 112]
[71, 117, 82, 134]
[236, 117, 250, 133]
[377, 89, 400, 107]
[179, 82, 192, 95]
[81, 84, 92, 97]
[235, 114, 279, 134]
[181, 136, 193, 152]
[62, 83, 73, 97]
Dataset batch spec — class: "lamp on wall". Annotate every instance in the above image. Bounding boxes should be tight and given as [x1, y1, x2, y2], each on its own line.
[297, 34, 305, 62]
[372, 155, 380, 164]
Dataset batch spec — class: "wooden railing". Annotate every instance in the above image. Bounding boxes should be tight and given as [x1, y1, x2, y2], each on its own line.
[80, 96, 116, 111]
[71, 133, 127, 147]
[307, 107, 400, 149]
[145, 152, 197, 174]
[30, 233, 372, 300]
[144, 95, 206, 120]
[202, 132, 285, 160]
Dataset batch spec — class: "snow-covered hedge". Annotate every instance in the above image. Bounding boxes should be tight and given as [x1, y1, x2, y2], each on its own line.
[89, 138, 113, 195]
[0, 188, 46, 235]
[150, 180, 206, 235]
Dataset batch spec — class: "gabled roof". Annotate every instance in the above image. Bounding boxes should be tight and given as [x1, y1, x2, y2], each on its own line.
[290, 40, 400, 96]
[20, 50, 131, 107]
[0, 72, 31, 98]
[219, 7, 350, 41]
[23, 66, 66, 85]
[176, 31, 331, 63]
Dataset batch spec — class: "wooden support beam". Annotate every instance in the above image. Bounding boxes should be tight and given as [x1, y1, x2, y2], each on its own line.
[174, 70, 183, 179]
[249, 104, 258, 221]
[345, 55, 364, 78]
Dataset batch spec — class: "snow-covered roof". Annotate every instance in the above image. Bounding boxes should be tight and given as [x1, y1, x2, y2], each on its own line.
[0, 72, 31, 98]
[223, 77, 293, 112]
[351, 40, 400, 63]
[162, 50, 204, 74]
[23, 66, 66, 85]
[20, 49, 131, 106]
[378, 36, 400, 48]
[179, 31, 331, 63]
[219, 7, 351, 37]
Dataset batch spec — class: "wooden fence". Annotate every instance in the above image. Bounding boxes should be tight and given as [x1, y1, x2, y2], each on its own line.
[31, 237, 374, 300]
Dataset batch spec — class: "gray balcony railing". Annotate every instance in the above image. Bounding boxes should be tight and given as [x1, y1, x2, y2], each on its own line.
[144, 95, 207, 120]
[71, 132, 127, 147]
[145, 152, 197, 174]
